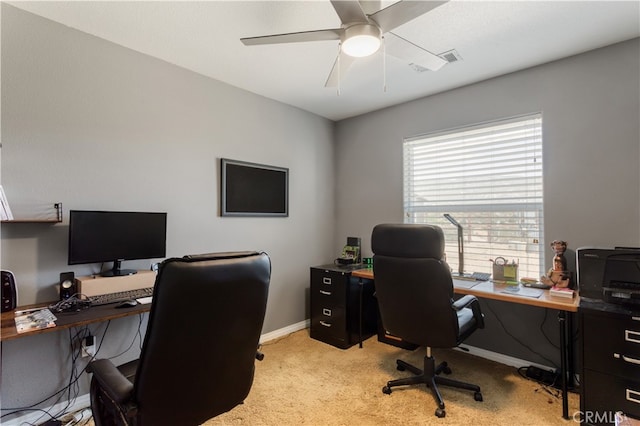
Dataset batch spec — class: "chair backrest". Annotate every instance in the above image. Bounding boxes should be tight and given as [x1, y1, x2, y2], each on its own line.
[372, 224, 459, 348]
[134, 251, 270, 425]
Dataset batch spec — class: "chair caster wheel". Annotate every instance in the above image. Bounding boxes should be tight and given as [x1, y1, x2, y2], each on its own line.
[442, 366, 452, 374]
[435, 408, 446, 418]
[382, 386, 392, 395]
[474, 391, 483, 402]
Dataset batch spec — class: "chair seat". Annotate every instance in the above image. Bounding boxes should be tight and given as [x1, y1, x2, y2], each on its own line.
[118, 360, 137, 384]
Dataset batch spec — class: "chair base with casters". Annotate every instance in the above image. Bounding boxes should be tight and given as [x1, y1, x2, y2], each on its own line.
[382, 347, 483, 418]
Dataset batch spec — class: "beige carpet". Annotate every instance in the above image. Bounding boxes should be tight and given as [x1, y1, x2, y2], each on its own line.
[204, 329, 578, 425]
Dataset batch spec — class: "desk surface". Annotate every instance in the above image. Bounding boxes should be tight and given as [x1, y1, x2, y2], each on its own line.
[1, 301, 151, 342]
[351, 268, 579, 312]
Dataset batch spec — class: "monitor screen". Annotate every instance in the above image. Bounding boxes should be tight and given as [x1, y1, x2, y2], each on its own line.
[220, 158, 288, 217]
[68, 210, 167, 276]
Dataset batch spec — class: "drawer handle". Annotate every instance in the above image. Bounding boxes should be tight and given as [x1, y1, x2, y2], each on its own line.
[626, 330, 640, 344]
[319, 320, 332, 328]
[319, 290, 332, 296]
[322, 277, 332, 285]
[622, 355, 640, 365]
[323, 308, 332, 317]
[627, 389, 640, 405]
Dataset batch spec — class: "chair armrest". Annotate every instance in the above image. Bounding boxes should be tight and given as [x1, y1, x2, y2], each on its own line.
[87, 359, 135, 406]
[453, 295, 485, 329]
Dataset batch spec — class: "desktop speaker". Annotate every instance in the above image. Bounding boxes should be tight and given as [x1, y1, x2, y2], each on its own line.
[1, 270, 18, 312]
[59, 271, 78, 300]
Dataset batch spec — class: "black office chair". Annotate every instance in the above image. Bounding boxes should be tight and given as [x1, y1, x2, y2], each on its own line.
[371, 224, 484, 418]
[87, 251, 271, 426]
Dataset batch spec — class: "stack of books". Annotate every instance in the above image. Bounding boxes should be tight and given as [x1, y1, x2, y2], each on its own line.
[549, 285, 575, 299]
[0, 186, 13, 220]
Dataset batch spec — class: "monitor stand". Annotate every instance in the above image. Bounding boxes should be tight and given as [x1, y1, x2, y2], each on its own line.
[101, 260, 138, 277]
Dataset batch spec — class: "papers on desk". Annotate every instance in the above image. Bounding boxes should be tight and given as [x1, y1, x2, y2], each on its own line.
[136, 296, 153, 304]
[499, 285, 543, 298]
[14, 308, 57, 333]
[452, 278, 481, 289]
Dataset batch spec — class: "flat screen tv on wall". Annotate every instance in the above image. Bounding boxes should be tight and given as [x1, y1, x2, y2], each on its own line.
[220, 158, 289, 217]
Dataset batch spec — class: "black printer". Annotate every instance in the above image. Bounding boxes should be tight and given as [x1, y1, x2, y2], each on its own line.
[577, 247, 640, 307]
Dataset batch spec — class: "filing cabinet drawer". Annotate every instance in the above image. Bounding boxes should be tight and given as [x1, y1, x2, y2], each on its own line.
[582, 369, 640, 424]
[310, 306, 348, 348]
[583, 312, 640, 376]
[311, 280, 343, 307]
[310, 268, 347, 306]
[311, 306, 346, 335]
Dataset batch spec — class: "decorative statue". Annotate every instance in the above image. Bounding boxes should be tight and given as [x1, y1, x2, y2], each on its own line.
[541, 240, 571, 288]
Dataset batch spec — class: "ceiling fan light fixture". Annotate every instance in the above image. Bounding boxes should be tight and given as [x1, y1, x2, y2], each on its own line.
[342, 24, 381, 58]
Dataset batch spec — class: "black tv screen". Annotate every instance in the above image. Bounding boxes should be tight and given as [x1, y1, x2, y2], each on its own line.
[220, 158, 288, 217]
[68, 210, 167, 276]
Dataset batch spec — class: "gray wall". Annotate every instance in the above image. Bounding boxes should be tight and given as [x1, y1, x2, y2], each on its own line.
[334, 38, 640, 366]
[1, 4, 335, 418]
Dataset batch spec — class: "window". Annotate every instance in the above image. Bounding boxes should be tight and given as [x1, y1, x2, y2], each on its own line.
[403, 114, 544, 278]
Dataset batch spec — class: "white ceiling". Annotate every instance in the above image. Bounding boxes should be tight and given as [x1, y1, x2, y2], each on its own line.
[8, 1, 640, 121]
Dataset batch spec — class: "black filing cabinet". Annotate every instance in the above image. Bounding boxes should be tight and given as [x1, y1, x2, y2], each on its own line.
[310, 265, 376, 349]
[580, 300, 640, 424]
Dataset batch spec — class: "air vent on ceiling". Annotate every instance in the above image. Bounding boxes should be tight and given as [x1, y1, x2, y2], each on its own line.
[438, 49, 463, 63]
[409, 63, 430, 73]
[410, 49, 462, 73]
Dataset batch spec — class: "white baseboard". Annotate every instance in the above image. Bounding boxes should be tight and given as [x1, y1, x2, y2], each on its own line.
[5, 320, 548, 425]
[457, 344, 555, 372]
[260, 319, 309, 344]
[2, 394, 91, 426]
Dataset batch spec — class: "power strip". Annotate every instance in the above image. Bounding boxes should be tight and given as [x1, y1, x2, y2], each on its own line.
[525, 365, 559, 387]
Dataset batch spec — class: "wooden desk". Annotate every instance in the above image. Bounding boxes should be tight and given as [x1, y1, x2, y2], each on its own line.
[351, 268, 578, 420]
[1, 301, 151, 342]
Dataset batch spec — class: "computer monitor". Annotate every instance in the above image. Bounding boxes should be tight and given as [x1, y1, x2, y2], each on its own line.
[68, 210, 167, 277]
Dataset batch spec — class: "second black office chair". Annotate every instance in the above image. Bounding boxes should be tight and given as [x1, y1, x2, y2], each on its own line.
[87, 251, 270, 426]
[372, 224, 485, 418]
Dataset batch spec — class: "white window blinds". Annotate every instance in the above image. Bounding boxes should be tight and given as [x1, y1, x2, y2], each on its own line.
[403, 114, 544, 278]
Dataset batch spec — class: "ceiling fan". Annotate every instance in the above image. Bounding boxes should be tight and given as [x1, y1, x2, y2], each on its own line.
[240, 0, 449, 88]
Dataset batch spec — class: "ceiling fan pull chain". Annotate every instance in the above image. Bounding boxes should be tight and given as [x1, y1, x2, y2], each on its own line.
[337, 42, 342, 96]
[382, 35, 387, 93]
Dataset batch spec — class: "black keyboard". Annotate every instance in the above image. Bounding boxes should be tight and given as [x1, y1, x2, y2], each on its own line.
[88, 287, 154, 306]
[470, 272, 491, 281]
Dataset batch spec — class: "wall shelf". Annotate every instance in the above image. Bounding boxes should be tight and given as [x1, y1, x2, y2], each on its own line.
[1, 203, 63, 224]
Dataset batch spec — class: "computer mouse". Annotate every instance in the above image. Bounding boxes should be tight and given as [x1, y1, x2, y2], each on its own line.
[115, 299, 138, 308]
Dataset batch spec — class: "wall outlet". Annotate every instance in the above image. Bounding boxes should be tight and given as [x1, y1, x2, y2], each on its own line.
[81, 335, 95, 358]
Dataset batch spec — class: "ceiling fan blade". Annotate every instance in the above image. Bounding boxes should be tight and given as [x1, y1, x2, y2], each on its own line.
[330, 0, 368, 25]
[241, 28, 342, 46]
[369, 1, 448, 33]
[358, 0, 382, 15]
[384, 32, 447, 71]
[325, 52, 357, 87]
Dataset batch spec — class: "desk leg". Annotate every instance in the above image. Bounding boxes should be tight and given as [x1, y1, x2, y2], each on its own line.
[358, 278, 363, 348]
[559, 311, 569, 420]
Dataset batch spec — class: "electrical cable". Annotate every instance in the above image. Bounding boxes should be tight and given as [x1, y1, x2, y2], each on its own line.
[483, 300, 559, 369]
[3, 310, 146, 423]
[1, 320, 114, 422]
[539, 308, 560, 350]
[1, 327, 87, 424]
